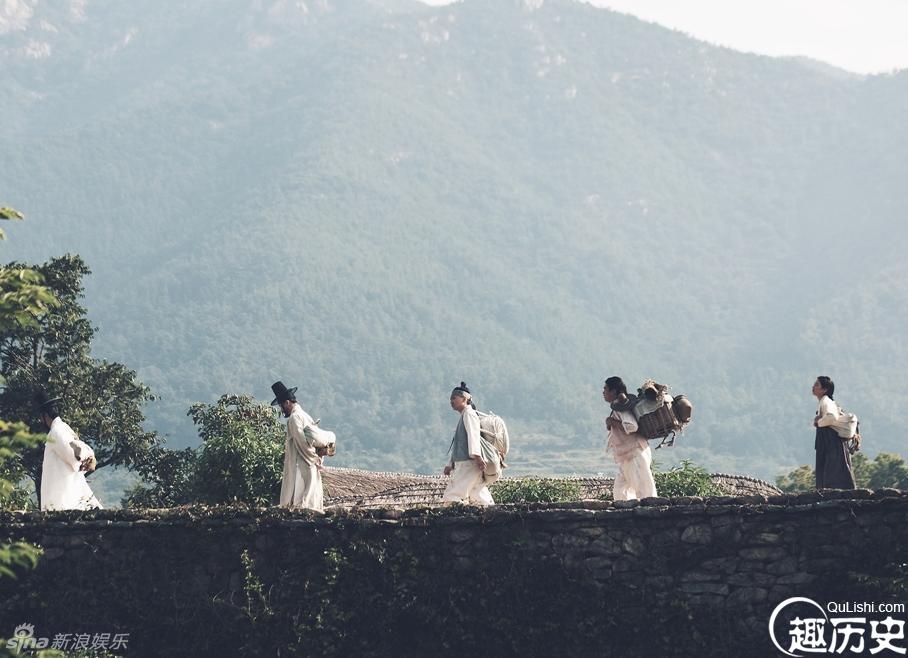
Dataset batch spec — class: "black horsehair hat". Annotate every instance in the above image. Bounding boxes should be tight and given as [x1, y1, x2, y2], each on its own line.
[34, 389, 63, 414]
[270, 381, 298, 406]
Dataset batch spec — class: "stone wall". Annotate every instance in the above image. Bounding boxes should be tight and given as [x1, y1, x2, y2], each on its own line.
[1, 489, 906, 657]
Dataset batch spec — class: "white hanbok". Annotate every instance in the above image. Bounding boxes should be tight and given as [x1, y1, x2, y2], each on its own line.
[279, 403, 333, 511]
[607, 409, 657, 501]
[443, 406, 495, 506]
[40, 417, 102, 511]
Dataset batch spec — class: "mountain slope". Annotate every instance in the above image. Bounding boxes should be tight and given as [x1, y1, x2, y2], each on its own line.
[2, 0, 906, 480]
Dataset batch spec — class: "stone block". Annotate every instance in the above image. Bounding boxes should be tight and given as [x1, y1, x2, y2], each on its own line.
[645, 576, 675, 590]
[639, 497, 671, 507]
[622, 536, 645, 556]
[553, 533, 590, 551]
[751, 532, 781, 545]
[681, 524, 713, 545]
[678, 582, 730, 595]
[633, 507, 666, 517]
[699, 557, 739, 574]
[727, 587, 768, 605]
[680, 571, 722, 583]
[448, 528, 477, 543]
[584, 556, 613, 576]
[612, 557, 640, 573]
[738, 547, 786, 561]
[650, 529, 681, 546]
[588, 536, 622, 557]
[765, 557, 798, 575]
[613, 500, 639, 510]
[740, 495, 768, 505]
[873, 488, 903, 499]
[576, 527, 606, 539]
[41, 547, 64, 560]
[685, 593, 727, 607]
[452, 557, 474, 572]
[775, 572, 816, 585]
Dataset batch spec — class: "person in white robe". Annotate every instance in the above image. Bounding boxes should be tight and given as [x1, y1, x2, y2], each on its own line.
[272, 380, 333, 511]
[36, 392, 102, 511]
[603, 376, 657, 501]
[442, 382, 494, 506]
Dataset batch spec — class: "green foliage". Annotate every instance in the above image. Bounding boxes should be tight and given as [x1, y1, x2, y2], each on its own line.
[123, 447, 198, 508]
[0, 255, 160, 504]
[653, 459, 723, 498]
[0, 210, 46, 582]
[775, 464, 815, 493]
[0, 268, 57, 332]
[860, 452, 908, 489]
[0, 420, 44, 580]
[776, 452, 908, 492]
[0, 207, 25, 241]
[491, 477, 582, 504]
[125, 395, 284, 507]
[188, 395, 284, 506]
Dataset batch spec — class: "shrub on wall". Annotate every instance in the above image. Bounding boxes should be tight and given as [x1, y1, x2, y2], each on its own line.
[653, 459, 723, 497]
[491, 477, 582, 503]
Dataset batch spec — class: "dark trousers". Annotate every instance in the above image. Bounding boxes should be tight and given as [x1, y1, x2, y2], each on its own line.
[815, 426, 856, 489]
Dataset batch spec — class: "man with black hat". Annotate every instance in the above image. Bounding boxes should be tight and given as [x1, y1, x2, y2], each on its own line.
[35, 390, 102, 511]
[271, 381, 334, 511]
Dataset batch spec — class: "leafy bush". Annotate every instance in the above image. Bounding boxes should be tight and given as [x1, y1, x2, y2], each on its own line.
[125, 394, 284, 507]
[776, 452, 908, 493]
[653, 459, 723, 497]
[491, 477, 581, 504]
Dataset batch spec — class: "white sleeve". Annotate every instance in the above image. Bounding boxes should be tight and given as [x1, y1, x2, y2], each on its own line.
[816, 398, 839, 428]
[47, 427, 80, 472]
[464, 408, 482, 457]
[613, 410, 639, 434]
[288, 411, 311, 453]
[621, 410, 639, 434]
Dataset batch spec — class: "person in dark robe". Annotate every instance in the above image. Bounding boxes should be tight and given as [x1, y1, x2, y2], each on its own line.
[812, 376, 856, 490]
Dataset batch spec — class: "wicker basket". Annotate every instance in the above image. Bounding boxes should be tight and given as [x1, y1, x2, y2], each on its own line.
[636, 402, 681, 441]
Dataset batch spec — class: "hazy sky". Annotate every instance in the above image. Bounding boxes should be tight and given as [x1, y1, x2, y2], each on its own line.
[420, 0, 908, 75]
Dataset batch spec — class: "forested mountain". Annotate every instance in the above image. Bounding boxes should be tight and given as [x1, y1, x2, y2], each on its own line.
[3, 0, 906, 482]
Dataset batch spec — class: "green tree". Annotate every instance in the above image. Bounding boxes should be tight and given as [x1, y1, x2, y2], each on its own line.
[0, 419, 43, 577]
[775, 464, 816, 493]
[862, 452, 908, 489]
[777, 452, 908, 492]
[123, 446, 198, 508]
[0, 209, 48, 584]
[188, 394, 285, 506]
[125, 394, 284, 507]
[0, 254, 160, 505]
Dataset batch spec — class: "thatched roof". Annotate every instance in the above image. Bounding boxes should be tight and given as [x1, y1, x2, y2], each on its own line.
[322, 467, 780, 509]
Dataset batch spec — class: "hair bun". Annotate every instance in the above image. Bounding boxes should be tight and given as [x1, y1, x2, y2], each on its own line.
[458, 381, 471, 394]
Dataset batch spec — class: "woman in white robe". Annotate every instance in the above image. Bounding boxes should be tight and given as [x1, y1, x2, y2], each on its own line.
[40, 415, 102, 511]
[603, 376, 657, 501]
